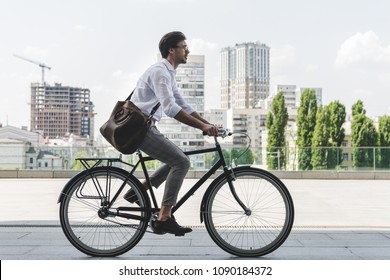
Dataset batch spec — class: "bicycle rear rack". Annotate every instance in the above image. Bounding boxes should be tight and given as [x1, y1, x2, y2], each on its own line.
[75, 154, 134, 170]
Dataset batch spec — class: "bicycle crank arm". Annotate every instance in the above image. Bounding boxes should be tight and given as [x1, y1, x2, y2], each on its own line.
[102, 209, 149, 222]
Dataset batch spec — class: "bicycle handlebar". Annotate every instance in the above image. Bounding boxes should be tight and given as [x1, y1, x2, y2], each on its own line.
[203, 128, 232, 138]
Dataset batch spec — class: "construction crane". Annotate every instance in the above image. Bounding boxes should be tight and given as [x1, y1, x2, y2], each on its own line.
[13, 54, 51, 86]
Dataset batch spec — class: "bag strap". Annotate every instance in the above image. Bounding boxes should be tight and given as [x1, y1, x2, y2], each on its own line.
[126, 90, 134, 101]
[146, 102, 161, 125]
[150, 102, 161, 116]
[127, 89, 161, 123]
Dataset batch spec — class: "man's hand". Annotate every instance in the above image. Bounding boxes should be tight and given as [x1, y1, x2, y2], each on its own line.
[175, 110, 219, 136]
[202, 124, 219, 136]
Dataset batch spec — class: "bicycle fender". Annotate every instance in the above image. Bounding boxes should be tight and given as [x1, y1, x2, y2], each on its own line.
[57, 169, 89, 204]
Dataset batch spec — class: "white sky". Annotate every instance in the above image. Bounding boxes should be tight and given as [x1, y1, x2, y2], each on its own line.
[1, 0, 390, 133]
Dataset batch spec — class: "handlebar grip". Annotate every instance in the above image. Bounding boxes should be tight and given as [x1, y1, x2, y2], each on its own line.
[202, 128, 232, 137]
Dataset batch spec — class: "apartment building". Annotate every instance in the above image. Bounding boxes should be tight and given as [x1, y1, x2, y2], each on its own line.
[275, 85, 297, 108]
[30, 83, 95, 139]
[220, 42, 270, 110]
[204, 109, 230, 129]
[220, 42, 270, 150]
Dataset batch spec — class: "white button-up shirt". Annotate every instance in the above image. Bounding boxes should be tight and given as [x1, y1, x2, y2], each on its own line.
[131, 59, 195, 121]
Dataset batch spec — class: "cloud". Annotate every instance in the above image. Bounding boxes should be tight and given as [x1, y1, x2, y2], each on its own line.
[189, 38, 218, 54]
[305, 64, 319, 73]
[270, 44, 295, 69]
[334, 31, 390, 68]
[73, 24, 94, 32]
[22, 45, 50, 58]
[111, 70, 141, 86]
[143, 0, 194, 3]
[378, 72, 390, 84]
[353, 88, 372, 98]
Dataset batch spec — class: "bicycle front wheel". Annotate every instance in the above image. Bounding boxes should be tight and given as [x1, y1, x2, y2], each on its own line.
[59, 166, 150, 257]
[203, 167, 294, 257]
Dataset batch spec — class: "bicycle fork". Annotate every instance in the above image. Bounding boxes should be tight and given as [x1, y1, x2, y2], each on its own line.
[225, 169, 252, 216]
[199, 168, 251, 224]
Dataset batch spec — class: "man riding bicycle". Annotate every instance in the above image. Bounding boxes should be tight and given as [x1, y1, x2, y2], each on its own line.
[123, 31, 218, 235]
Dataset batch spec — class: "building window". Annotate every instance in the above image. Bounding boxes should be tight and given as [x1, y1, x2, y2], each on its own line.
[30, 158, 34, 164]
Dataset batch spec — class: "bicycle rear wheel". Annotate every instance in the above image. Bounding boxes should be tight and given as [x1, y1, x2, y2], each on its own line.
[203, 166, 294, 257]
[59, 166, 150, 257]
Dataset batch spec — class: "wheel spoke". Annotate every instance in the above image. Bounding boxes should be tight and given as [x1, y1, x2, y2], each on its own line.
[59, 167, 149, 257]
[204, 167, 294, 257]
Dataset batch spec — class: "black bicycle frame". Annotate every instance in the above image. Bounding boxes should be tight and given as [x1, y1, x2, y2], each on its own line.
[131, 137, 248, 215]
[73, 136, 249, 217]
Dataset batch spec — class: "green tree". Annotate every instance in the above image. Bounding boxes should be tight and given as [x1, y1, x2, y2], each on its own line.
[351, 100, 378, 168]
[232, 148, 255, 165]
[378, 116, 390, 168]
[311, 106, 330, 170]
[71, 151, 88, 170]
[211, 149, 232, 166]
[210, 148, 254, 166]
[266, 92, 288, 170]
[352, 100, 365, 116]
[327, 101, 346, 168]
[297, 89, 317, 170]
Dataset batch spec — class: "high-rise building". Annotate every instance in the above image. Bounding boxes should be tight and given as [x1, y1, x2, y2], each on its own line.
[30, 83, 95, 139]
[204, 109, 230, 129]
[232, 108, 269, 148]
[220, 42, 270, 109]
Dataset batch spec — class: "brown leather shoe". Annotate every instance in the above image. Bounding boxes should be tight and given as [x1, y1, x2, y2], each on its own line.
[153, 217, 192, 236]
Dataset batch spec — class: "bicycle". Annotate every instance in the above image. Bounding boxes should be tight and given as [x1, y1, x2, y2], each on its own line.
[58, 129, 294, 257]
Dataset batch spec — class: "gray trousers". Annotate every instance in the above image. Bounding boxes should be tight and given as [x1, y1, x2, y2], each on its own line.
[138, 124, 190, 206]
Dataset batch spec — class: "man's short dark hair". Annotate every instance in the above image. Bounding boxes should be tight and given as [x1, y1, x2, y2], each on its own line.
[159, 31, 186, 58]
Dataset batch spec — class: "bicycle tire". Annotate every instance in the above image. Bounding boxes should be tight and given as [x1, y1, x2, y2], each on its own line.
[203, 166, 294, 257]
[59, 166, 150, 257]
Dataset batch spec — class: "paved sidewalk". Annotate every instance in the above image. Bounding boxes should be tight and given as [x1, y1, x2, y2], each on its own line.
[1, 178, 390, 260]
[1, 222, 390, 260]
[0, 224, 390, 260]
